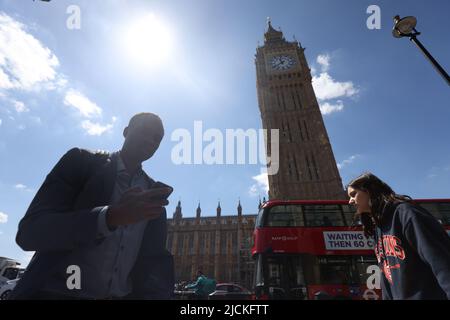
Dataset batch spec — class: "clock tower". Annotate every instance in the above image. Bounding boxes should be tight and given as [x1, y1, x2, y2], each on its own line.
[255, 21, 346, 200]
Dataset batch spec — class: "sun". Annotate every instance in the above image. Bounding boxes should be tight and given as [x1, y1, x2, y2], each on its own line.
[120, 13, 173, 68]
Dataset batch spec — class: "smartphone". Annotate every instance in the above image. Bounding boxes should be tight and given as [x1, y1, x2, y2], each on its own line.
[151, 181, 174, 200]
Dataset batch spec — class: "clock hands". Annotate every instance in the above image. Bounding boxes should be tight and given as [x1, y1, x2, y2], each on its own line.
[271, 55, 295, 70]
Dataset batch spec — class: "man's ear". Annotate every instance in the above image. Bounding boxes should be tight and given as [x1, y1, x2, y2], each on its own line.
[123, 126, 128, 138]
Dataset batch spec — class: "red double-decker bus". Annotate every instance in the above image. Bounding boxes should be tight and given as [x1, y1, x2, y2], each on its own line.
[251, 199, 450, 300]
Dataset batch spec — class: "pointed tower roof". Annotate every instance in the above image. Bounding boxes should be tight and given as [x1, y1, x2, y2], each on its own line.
[216, 200, 221, 217]
[237, 199, 242, 216]
[196, 202, 201, 219]
[264, 18, 284, 44]
[174, 200, 182, 220]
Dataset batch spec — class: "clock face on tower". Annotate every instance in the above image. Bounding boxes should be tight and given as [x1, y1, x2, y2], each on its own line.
[270, 55, 296, 71]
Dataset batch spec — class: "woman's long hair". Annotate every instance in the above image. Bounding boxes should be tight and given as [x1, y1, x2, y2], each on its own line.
[347, 172, 411, 237]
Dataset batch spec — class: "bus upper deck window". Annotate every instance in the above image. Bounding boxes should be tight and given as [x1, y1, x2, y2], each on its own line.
[266, 205, 305, 227]
[304, 205, 345, 227]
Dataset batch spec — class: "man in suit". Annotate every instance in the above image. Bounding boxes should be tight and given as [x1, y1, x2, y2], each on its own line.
[10, 112, 175, 299]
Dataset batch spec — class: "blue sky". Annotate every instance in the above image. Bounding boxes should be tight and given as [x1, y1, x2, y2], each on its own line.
[1, 0, 449, 265]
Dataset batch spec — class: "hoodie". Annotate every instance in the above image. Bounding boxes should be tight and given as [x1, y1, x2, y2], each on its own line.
[374, 201, 450, 300]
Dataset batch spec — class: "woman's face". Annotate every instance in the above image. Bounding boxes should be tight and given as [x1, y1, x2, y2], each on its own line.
[347, 186, 371, 214]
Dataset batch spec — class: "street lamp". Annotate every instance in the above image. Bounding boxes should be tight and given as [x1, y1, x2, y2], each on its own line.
[392, 15, 450, 86]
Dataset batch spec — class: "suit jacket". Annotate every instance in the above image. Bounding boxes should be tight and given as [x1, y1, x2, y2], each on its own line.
[10, 148, 175, 299]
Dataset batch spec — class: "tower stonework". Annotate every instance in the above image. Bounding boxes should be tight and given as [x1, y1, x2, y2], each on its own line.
[255, 21, 345, 200]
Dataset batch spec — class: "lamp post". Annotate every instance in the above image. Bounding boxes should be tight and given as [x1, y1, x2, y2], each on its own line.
[392, 15, 450, 86]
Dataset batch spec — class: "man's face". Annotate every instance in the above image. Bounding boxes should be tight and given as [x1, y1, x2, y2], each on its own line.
[122, 116, 164, 162]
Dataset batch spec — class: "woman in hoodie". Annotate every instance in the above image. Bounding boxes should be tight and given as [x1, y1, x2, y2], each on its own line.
[347, 172, 450, 300]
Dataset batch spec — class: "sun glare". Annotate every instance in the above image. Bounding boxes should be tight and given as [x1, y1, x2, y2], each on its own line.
[121, 13, 173, 68]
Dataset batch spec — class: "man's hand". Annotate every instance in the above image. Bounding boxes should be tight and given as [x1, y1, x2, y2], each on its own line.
[106, 186, 171, 228]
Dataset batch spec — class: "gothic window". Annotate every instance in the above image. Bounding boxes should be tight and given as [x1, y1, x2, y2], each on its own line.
[296, 91, 303, 109]
[266, 126, 272, 155]
[280, 89, 287, 110]
[305, 154, 313, 180]
[291, 91, 297, 109]
[303, 120, 310, 140]
[232, 232, 238, 253]
[293, 153, 300, 181]
[276, 91, 282, 110]
[286, 121, 292, 142]
[184, 234, 189, 255]
[287, 153, 293, 178]
[298, 120, 305, 141]
[311, 153, 320, 180]
[221, 232, 227, 254]
[281, 119, 287, 140]
[211, 232, 216, 255]
[200, 233, 205, 254]
[186, 233, 194, 255]
[178, 235, 184, 255]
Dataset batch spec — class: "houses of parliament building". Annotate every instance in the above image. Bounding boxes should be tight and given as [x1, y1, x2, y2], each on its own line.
[166, 20, 345, 289]
[167, 201, 258, 290]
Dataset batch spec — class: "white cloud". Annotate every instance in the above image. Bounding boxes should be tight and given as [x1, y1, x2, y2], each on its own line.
[14, 183, 34, 192]
[64, 89, 102, 118]
[337, 154, 360, 170]
[312, 72, 358, 101]
[0, 94, 30, 114]
[11, 99, 29, 113]
[81, 119, 114, 136]
[0, 12, 60, 91]
[317, 54, 330, 72]
[311, 53, 359, 116]
[0, 211, 8, 223]
[319, 100, 344, 115]
[0, 118, 2, 126]
[0, 13, 116, 137]
[249, 171, 269, 197]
